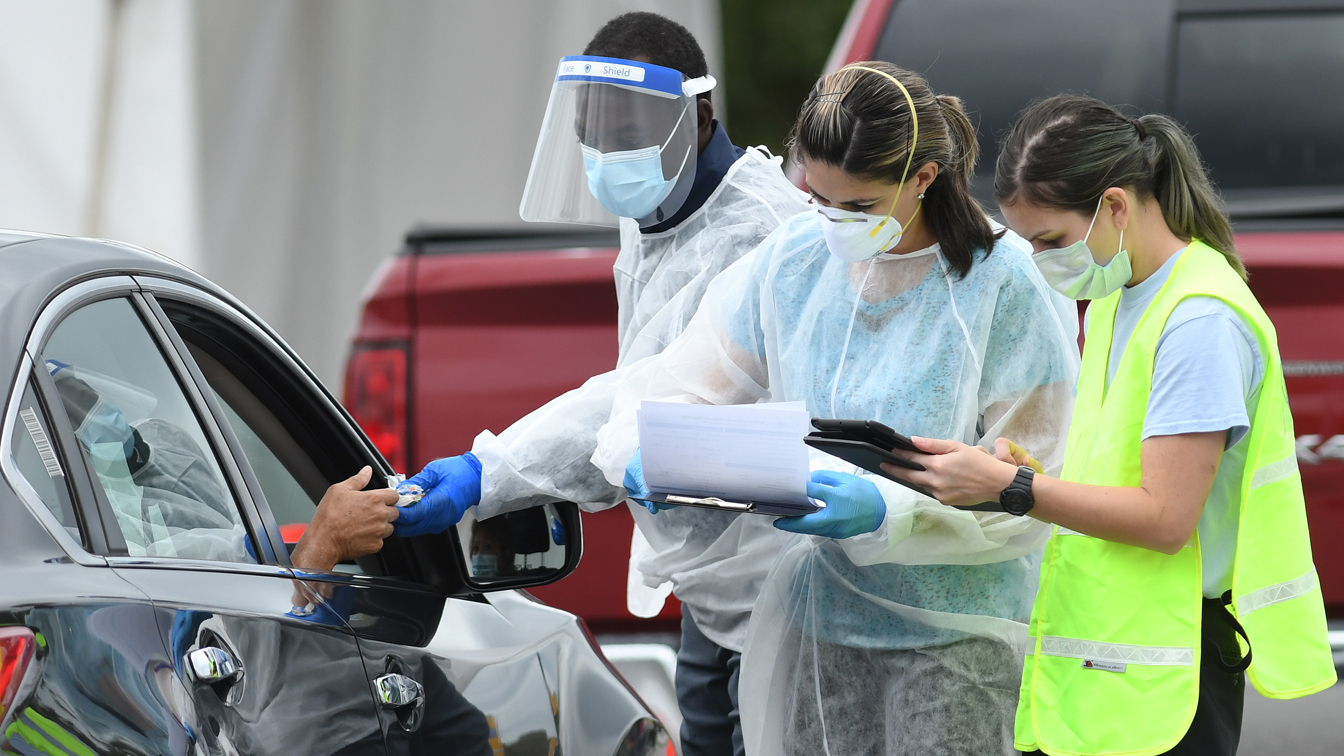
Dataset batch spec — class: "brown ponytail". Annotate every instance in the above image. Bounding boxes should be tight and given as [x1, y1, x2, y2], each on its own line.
[936, 94, 978, 187]
[788, 62, 999, 277]
[996, 95, 1246, 280]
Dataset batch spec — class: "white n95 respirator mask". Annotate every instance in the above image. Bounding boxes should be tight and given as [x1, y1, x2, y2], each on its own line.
[818, 198, 916, 263]
[1034, 196, 1133, 300]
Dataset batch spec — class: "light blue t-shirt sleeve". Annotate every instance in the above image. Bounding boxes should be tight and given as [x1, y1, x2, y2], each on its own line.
[1143, 296, 1263, 448]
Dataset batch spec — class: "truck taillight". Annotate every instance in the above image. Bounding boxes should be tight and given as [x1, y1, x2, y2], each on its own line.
[345, 345, 409, 472]
[0, 627, 36, 724]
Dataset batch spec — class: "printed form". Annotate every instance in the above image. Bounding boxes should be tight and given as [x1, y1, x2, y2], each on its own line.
[638, 401, 812, 505]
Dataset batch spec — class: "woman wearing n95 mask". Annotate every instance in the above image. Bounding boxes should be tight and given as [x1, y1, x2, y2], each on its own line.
[883, 95, 1336, 756]
[593, 62, 1078, 755]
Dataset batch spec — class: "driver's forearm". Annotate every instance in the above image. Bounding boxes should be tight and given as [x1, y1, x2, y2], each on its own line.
[290, 536, 339, 572]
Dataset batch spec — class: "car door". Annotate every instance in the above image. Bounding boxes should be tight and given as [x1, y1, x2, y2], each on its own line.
[27, 278, 387, 756]
[137, 277, 589, 756]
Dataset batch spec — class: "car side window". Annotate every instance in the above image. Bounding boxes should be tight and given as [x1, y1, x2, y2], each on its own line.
[159, 299, 399, 577]
[41, 297, 256, 564]
[185, 343, 331, 549]
[9, 378, 82, 545]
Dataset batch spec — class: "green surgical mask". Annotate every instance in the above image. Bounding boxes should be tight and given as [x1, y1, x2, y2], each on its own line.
[1033, 197, 1133, 300]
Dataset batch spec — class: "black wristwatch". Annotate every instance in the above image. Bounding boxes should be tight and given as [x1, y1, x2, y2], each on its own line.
[999, 465, 1035, 516]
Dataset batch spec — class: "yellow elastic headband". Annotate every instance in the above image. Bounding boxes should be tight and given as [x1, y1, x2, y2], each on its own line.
[836, 64, 920, 238]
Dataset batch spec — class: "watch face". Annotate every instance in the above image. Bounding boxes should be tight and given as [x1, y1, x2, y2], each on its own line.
[1001, 488, 1032, 515]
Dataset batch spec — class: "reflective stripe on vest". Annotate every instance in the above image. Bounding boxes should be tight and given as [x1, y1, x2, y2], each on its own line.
[1014, 242, 1336, 756]
[1034, 636, 1194, 667]
[1237, 567, 1318, 617]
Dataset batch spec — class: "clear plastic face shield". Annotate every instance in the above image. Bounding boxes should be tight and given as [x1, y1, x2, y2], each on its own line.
[519, 55, 716, 228]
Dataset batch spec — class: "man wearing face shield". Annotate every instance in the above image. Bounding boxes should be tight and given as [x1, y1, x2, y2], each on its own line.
[389, 13, 808, 756]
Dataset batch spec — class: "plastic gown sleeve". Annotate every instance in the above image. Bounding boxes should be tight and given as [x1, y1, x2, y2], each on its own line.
[593, 247, 775, 485]
[472, 253, 753, 518]
[472, 366, 636, 518]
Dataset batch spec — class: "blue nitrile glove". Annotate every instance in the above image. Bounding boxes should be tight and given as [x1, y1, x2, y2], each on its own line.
[392, 453, 483, 536]
[624, 449, 672, 514]
[774, 470, 886, 539]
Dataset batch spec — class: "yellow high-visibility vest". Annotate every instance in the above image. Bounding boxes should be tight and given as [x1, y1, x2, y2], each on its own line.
[1015, 241, 1336, 756]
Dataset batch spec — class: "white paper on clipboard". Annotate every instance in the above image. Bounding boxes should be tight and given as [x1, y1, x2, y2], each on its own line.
[637, 401, 812, 505]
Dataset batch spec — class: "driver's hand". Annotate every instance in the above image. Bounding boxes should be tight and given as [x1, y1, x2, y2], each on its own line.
[291, 466, 399, 572]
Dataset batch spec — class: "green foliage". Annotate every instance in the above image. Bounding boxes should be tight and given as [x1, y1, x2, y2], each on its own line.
[719, 0, 855, 156]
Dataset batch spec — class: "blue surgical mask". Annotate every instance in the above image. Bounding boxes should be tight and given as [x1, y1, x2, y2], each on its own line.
[581, 104, 693, 219]
[78, 400, 136, 463]
[471, 554, 499, 577]
[1033, 197, 1133, 300]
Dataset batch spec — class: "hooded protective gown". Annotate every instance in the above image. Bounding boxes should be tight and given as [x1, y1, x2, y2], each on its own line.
[470, 146, 808, 624]
[592, 210, 1080, 753]
[95, 417, 252, 562]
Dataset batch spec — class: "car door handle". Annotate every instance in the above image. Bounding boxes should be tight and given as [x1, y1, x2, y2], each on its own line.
[374, 673, 424, 710]
[185, 646, 244, 685]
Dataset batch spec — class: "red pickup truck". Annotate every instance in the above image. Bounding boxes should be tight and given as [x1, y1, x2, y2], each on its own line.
[346, 0, 1344, 641]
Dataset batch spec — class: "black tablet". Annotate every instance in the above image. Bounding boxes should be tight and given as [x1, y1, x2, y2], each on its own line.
[804, 435, 1005, 511]
[804, 436, 934, 497]
[810, 418, 919, 453]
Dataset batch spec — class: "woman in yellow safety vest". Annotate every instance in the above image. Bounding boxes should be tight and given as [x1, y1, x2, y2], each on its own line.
[880, 94, 1336, 756]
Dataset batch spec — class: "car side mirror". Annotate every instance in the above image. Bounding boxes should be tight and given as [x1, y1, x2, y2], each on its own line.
[449, 501, 583, 593]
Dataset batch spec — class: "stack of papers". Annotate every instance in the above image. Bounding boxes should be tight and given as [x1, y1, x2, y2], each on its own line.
[638, 401, 812, 506]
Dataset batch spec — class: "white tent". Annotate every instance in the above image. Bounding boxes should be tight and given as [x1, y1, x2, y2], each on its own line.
[0, 0, 723, 386]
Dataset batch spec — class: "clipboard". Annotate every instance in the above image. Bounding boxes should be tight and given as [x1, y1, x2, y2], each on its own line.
[805, 418, 1004, 512]
[632, 490, 823, 517]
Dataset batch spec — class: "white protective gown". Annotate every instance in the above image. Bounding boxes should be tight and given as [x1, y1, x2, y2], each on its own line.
[470, 146, 809, 622]
[592, 210, 1080, 752]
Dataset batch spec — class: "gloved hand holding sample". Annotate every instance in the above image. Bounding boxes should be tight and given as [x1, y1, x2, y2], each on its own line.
[774, 470, 885, 539]
[394, 453, 483, 536]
